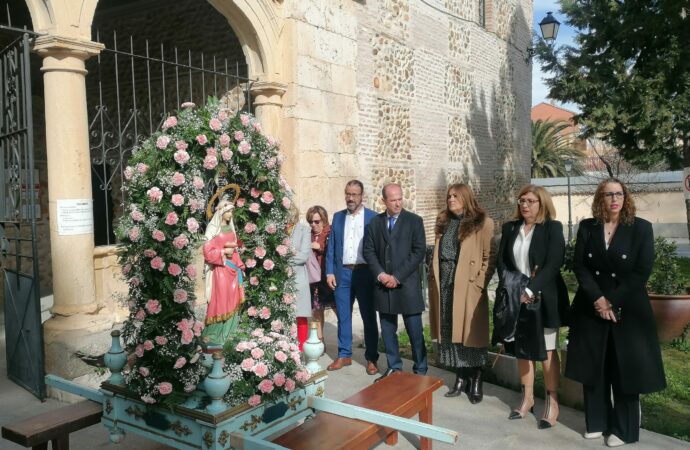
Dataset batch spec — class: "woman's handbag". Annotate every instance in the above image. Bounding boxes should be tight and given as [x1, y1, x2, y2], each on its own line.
[306, 251, 321, 284]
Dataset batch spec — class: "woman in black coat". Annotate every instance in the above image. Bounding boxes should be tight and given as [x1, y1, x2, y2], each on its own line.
[565, 178, 665, 447]
[496, 185, 570, 429]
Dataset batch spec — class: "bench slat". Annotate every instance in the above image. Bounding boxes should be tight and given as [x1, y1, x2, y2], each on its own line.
[1, 400, 102, 447]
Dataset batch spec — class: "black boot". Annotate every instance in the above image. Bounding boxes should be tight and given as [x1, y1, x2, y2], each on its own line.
[444, 368, 467, 397]
[468, 367, 484, 404]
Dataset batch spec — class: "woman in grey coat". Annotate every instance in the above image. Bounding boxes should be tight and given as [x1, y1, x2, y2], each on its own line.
[288, 206, 312, 350]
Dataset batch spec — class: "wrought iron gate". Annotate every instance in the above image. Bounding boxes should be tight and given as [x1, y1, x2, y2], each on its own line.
[0, 28, 44, 400]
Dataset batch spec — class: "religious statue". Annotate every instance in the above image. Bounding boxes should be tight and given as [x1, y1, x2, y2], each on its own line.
[202, 186, 245, 346]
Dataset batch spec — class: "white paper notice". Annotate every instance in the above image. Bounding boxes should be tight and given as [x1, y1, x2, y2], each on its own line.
[57, 199, 94, 236]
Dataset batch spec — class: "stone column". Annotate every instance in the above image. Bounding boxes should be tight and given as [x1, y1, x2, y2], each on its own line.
[33, 35, 103, 324]
[251, 81, 291, 182]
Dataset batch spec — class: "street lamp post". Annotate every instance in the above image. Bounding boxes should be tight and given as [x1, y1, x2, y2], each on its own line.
[564, 159, 573, 241]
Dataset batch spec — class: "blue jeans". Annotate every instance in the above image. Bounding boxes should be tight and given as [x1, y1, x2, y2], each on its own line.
[334, 267, 379, 362]
[379, 312, 427, 374]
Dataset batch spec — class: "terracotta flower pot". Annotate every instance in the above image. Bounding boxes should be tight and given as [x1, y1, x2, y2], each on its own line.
[648, 293, 690, 342]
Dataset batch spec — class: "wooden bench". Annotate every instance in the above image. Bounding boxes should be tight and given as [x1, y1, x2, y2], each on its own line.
[2, 400, 103, 450]
[273, 371, 444, 450]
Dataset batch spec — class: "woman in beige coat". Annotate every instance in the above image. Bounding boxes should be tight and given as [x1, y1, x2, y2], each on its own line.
[429, 183, 495, 404]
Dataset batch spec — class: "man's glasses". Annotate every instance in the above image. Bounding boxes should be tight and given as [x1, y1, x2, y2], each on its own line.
[604, 192, 625, 199]
[308, 220, 322, 225]
[517, 198, 540, 206]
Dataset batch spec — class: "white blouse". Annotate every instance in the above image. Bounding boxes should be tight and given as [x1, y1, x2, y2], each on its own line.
[513, 223, 534, 297]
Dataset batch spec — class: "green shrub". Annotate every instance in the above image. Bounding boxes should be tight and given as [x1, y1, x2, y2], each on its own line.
[648, 237, 687, 295]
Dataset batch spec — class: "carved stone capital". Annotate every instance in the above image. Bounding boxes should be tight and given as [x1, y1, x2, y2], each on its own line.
[33, 35, 104, 74]
[250, 81, 287, 108]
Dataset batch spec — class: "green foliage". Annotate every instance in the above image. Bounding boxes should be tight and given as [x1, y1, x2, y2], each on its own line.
[531, 120, 585, 178]
[648, 237, 688, 295]
[536, 0, 690, 170]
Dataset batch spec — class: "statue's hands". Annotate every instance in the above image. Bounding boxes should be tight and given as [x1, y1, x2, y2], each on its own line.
[311, 242, 321, 250]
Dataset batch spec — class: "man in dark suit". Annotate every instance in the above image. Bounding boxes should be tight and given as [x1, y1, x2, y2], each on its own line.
[325, 180, 380, 375]
[363, 183, 427, 381]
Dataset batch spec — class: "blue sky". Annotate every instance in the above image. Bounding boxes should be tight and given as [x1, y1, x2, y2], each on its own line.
[531, 0, 580, 112]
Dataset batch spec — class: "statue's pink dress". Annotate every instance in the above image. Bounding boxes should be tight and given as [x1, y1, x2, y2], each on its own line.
[203, 230, 245, 329]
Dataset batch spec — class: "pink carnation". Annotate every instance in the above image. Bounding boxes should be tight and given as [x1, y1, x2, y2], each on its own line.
[276, 245, 288, 257]
[271, 320, 284, 332]
[135, 345, 145, 357]
[240, 114, 250, 127]
[130, 277, 141, 287]
[168, 263, 182, 276]
[155, 336, 167, 345]
[124, 166, 133, 180]
[261, 191, 274, 204]
[250, 188, 261, 198]
[249, 203, 260, 214]
[181, 329, 194, 344]
[206, 147, 217, 157]
[282, 197, 291, 209]
[263, 259, 275, 271]
[135, 309, 146, 321]
[250, 276, 259, 286]
[234, 130, 244, 141]
[130, 210, 145, 222]
[209, 118, 222, 131]
[274, 351, 287, 363]
[171, 194, 185, 207]
[285, 379, 296, 393]
[145, 299, 161, 314]
[151, 257, 165, 271]
[244, 222, 257, 233]
[265, 223, 277, 234]
[259, 307, 271, 320]
[181, 101, 195, 109]
[193, 321, 204, 336]
[203, 154, 218, 170]
[219, 110, 228, 122]
[258, 379, 274, 393]
[219, 133, 230, 146]
[152, 229, 166, 242]
[173, 289, 188, 303]
[193, 176, 204, 190]
[187, 218, 199, 233]
[236, 198, 246, 207]
[189, 199, 202, 212]
[247, 306, 257, 317]
[156, 135, 171, 149]
[186, 265, 197, 278]
[248, 395, 261, 407]
[221, 148, 232, 161]
[138, 366, 150, 377]
[158, 382, 173, 395]
[241, 358, 255, 371]
[165, 212, 179, 225]
[251, 328, 264, 338]
[295, 369, 310, 383]
[196, 134, 208, 145]
[171, 172, 185, 186]
[282, 293, 294, 304]
[147, 187, 163, 203]
[254, 247, 267, 259]
[273, 372, 286, 386]
[251, 348, 265, 359]
[144, 249, 157, 258]
[174, 150, 190, 165]
[129, 227, 141, 241]
[144, 340, 154, 351]
[254, 364, 269, 379]
[177, 319, 191, 332]
[136, 163, 149, 174]
[175, 140, 188, 151]
[173, 357, 187, 369]
[253, 122, 262, 133]
[162, 116, 177, 130]
[238, 140, 251, 154]
[173, 234, 189, 249]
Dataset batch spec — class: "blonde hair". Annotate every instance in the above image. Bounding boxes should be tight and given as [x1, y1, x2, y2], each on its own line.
[513, 184, 556, 224]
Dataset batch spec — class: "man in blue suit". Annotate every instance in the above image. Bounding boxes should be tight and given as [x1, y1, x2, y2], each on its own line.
[325, 180, 380, 375]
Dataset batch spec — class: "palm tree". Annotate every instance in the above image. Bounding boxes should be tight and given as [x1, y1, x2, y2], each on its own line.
[531, 119, 585, 178]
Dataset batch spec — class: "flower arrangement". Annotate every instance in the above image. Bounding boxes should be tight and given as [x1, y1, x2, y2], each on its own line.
[117, 99, 306, 408]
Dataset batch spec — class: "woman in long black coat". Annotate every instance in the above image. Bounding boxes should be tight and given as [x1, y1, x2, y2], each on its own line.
[565, 178, 665, 447]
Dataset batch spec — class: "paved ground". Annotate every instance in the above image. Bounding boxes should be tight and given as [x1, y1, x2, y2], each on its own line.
[0, 310, 688, 449]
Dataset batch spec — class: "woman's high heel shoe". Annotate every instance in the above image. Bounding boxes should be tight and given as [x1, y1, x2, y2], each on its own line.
[509, 385, 535, 419]
[538, 390, 560, 429]
[445, 368, 467, 398]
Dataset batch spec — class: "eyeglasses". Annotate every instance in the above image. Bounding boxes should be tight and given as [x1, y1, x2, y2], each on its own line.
[603, 192, 625, 199]
[517, 198, 540, 206]
[308, 220, 322, 225]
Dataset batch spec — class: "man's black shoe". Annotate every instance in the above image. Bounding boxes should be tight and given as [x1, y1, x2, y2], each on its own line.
[373, 368, 400, 383]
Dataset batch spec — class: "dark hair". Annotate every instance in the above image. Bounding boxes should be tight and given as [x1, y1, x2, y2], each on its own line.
[306, 205, 329, 226]
[435, 183, 487, 242]
[345, 179, 364, 193]
[592, 178, 635, 225]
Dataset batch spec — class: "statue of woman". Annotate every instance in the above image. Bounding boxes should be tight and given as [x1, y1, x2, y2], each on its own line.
[201, 199, 245, 346]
